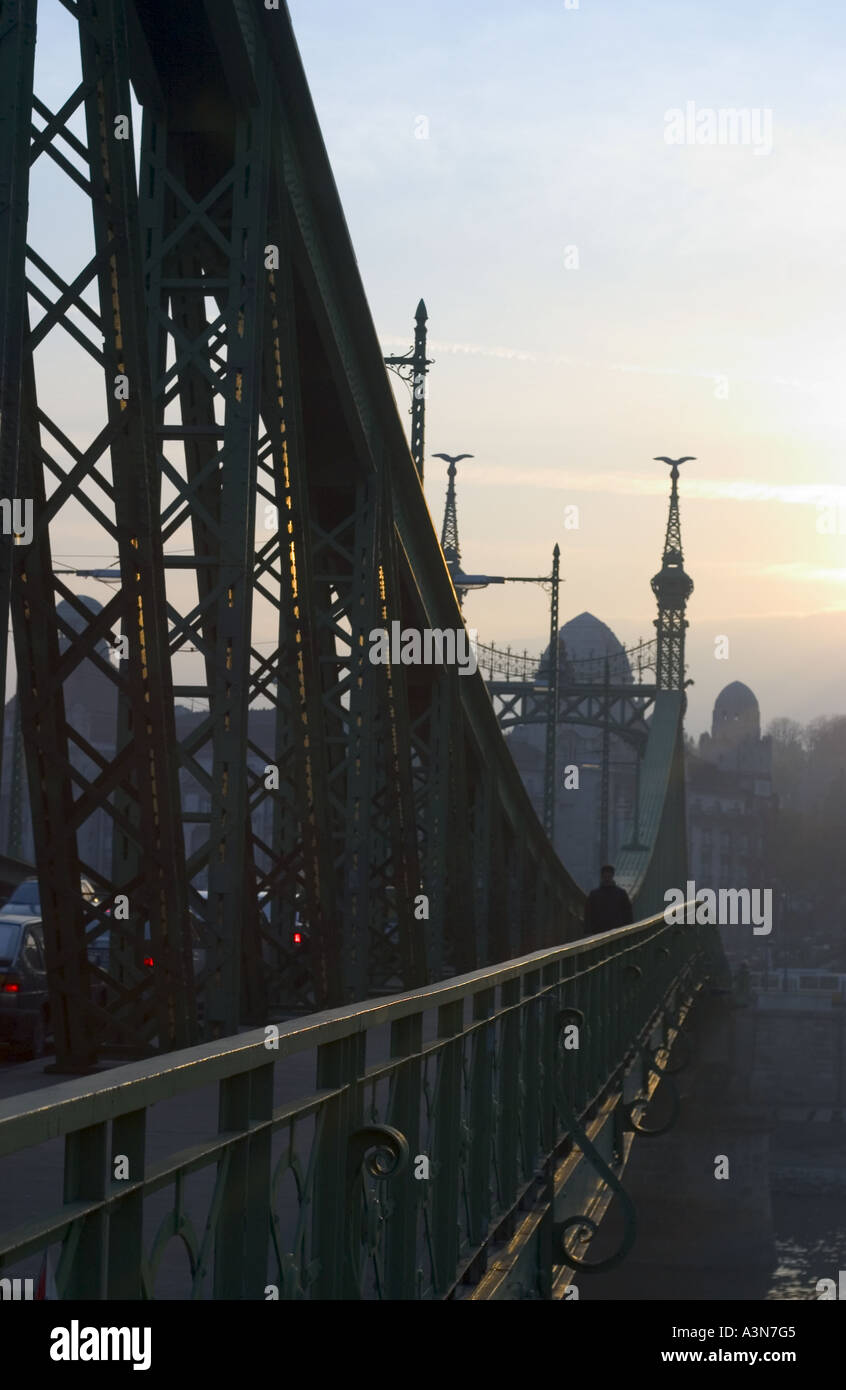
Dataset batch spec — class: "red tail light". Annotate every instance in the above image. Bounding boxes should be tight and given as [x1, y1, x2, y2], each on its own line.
[293, 932, 302, 945]
[143, 955, 154, 968]
[2, 973, 21, 993]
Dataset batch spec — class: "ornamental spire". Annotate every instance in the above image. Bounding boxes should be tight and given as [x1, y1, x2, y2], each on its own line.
[651, 457, 695, 692]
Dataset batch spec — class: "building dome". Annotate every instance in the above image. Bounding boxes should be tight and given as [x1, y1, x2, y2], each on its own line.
[540, 611, 632, 684]
[715, 681, 758, 714]
[712, 681, 760, 743]
[56, 594, 104, 630]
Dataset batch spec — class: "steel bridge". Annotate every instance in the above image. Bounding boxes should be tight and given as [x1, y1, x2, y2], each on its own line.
[0, 0, 725, 1299]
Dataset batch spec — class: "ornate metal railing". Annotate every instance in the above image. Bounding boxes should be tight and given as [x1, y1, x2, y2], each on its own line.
[475, 637, 659, 685]
[0, 907, 720, 1299]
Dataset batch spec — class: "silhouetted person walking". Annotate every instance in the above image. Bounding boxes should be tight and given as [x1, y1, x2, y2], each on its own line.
[584, 864, 633, 935]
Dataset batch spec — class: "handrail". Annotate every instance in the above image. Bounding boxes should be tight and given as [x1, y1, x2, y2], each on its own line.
[0, 902, 717, 1300]
[0, 909, 678, 1154]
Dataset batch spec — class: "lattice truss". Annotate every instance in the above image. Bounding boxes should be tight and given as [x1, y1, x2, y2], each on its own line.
[2, 0, 197, 1066]
[0, 0, 587, 1070]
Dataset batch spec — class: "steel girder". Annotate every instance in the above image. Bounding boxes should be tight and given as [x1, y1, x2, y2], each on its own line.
[7, 0, 196, 1067]
[0, 0, 37, 794]
[1, 0, 664, 1054]
[247, 0, 592, 996]
[489, 681, 656, 748]
[135, 27, 275, 1035]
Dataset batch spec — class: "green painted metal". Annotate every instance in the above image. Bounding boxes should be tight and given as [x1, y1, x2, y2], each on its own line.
[599, 656, 611, 869]
[543, 544, 560, 841]
[0, 905, 721, 1299]
[384, 299, 432, 484]
[1, 0, 698, 1069]
[5, 695, 24, 859]
[7, 0, 195, 1066]
[0, 0, 36, 795]
[652, 458, 695, 694]
[616, 691, 689, 917]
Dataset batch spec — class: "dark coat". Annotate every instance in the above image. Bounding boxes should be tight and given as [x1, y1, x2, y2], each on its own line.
[584, 883, 633, 934]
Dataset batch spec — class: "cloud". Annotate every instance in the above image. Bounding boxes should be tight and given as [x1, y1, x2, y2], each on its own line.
[757, 562, 846, 584]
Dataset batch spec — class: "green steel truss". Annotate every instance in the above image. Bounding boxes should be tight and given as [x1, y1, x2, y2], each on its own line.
[4, 0, 194, 1067]
[0, 0, 693, 1070]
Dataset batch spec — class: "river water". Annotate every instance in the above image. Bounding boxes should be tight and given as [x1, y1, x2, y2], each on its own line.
[766, 1195, 846, 1300]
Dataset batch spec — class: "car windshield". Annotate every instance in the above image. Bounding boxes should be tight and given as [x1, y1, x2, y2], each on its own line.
[5, 882, 39, 910]
[0, 923, 21, 962]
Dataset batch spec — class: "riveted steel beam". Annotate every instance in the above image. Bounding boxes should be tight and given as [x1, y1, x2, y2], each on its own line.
[9, 0, 194, 1067]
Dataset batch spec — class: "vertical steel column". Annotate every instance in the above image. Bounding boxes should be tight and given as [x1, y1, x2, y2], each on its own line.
[497, 978, 521, 1219]
[599, 656, 611, 870]
[78, 0, 195, 1049]
[137, 35, 275, 1034]
[256, 178, 338, 1012]
[5, 694, 24, 857]
[467, 986, 495, 1247]
[201, 102, 271, 1037]
[8, 0, 198, 1065]
[409, 299, 428, 484]
[470, 758, 495, 967]
[214, 1073, 250, 1299]
[521, 970, 542, 1175]
[420, 674, 451, 980]
[106, 1109, 146, 1298]
[11, 352, 88, 1066]
[0, 0, 36, 779]
[446, 675, 477, 976]
[312, 1034, 365, 1299]
[338, 476, 382, 1003]
[431, 999, 463, 1294]
[384, 1011, 423, 1298]
[62, 1122, 107, 1298]
[543, 543, 560, 840]
[378, 467, 427, 990]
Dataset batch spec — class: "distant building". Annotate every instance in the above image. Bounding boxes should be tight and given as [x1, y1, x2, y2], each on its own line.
[0, 597, 117, 874]
[506, 611, 639, 892]
[0, 595, 277, 886]
[686, 681, 777, 963]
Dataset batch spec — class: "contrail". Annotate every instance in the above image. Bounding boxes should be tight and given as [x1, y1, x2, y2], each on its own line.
[381, 333, 829, 396]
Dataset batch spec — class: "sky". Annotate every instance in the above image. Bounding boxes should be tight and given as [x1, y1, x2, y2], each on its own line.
[285, 0, 846, 737]
[16, 0, 846, 742]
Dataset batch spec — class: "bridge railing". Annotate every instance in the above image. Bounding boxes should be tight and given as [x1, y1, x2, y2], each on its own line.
[0, 907, 716, 1300]
[475, 637, 659, 685]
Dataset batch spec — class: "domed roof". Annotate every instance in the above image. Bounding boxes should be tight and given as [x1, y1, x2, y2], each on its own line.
[714, 681, 758, 715]
[56, 594, 104, 625]
[711, 681, 760, 745]
[540, 612, 632, 684]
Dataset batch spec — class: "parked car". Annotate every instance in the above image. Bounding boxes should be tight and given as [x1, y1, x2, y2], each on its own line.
[3, 880, 40, 916]
[0, 915, 50, 1059]
[4, 876, 99, 917]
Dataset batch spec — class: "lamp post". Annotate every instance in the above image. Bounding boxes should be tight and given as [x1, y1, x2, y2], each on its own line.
[384, 300, 433, 484]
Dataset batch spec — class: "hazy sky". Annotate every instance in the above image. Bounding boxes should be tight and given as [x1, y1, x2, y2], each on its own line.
[18, 1, 846, 742]
[286, 0, 846, 737]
